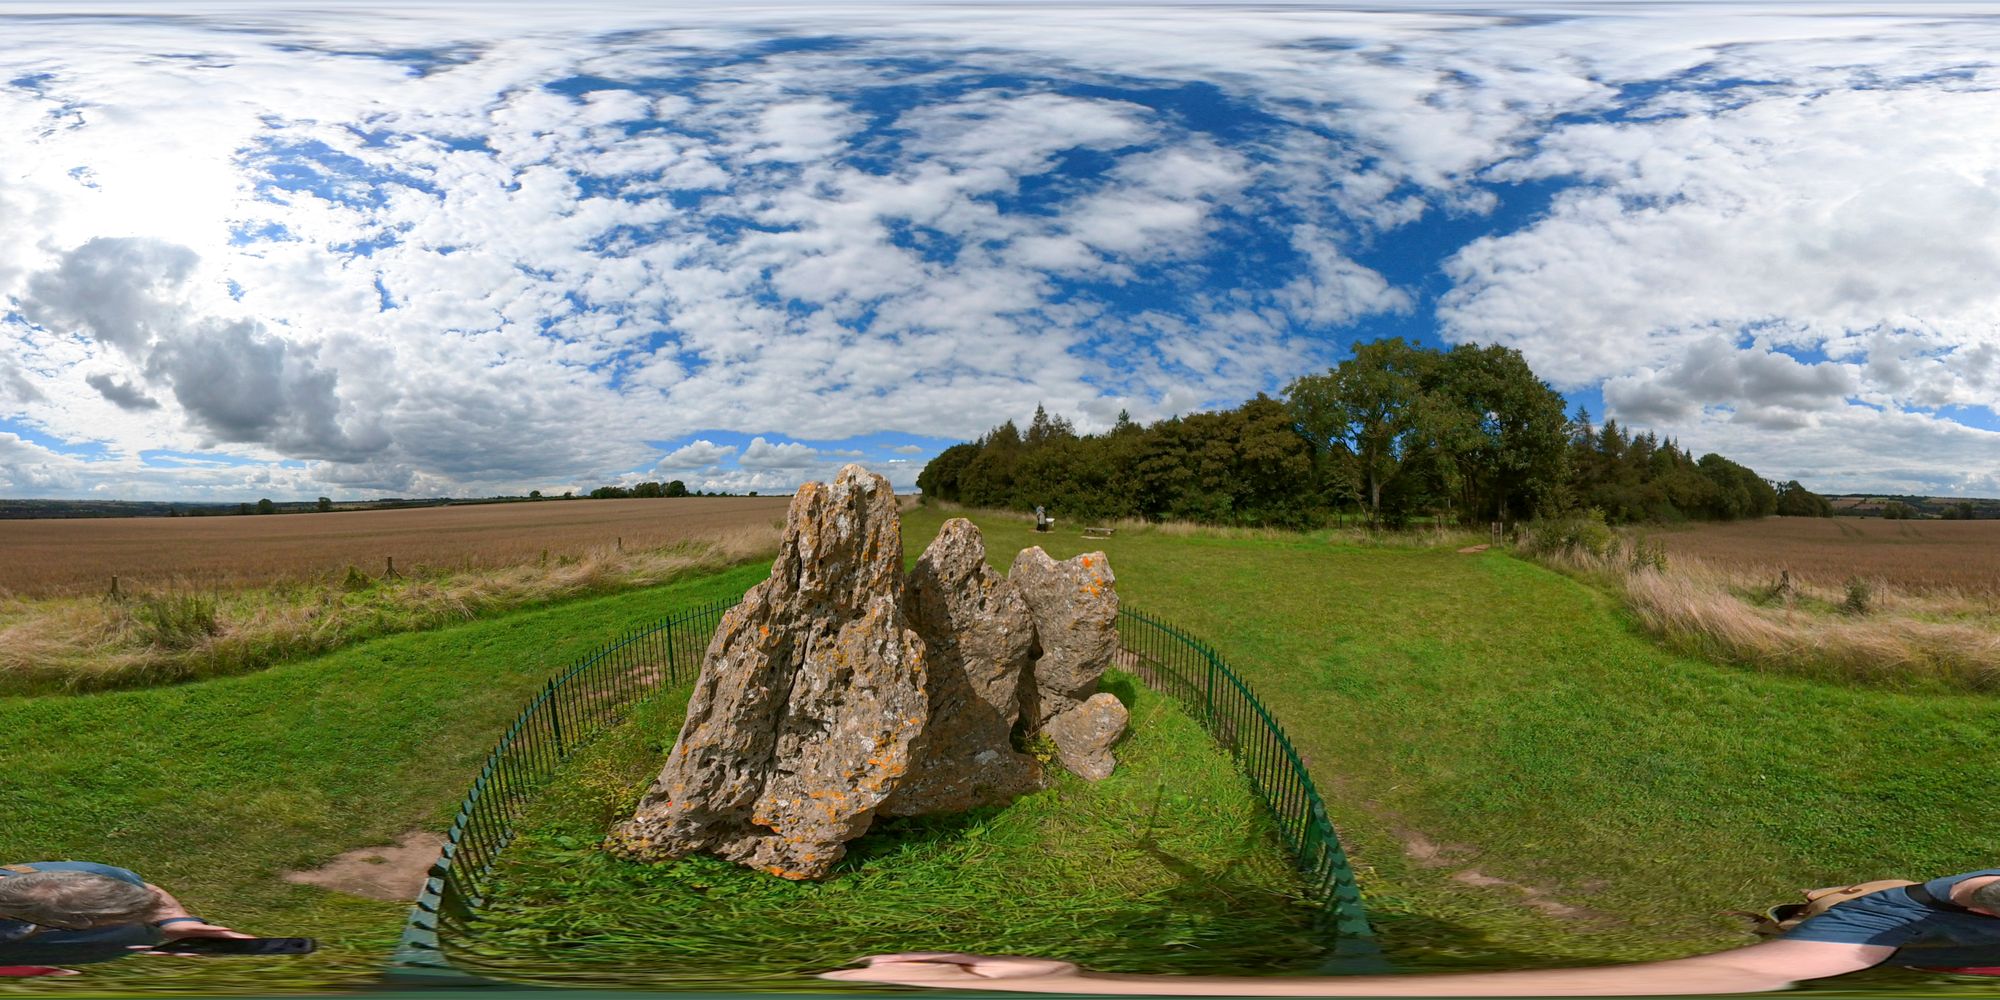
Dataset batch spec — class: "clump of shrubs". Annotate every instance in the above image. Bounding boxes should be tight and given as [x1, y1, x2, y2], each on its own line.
[1518, 508, 1615, 559]
[136, 592, 220, 650]
[1627, 536, 1668, 573]
[1843, 576, 1874, 616]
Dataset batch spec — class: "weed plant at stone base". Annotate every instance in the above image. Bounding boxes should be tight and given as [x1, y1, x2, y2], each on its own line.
[456, 670, 1326, 990]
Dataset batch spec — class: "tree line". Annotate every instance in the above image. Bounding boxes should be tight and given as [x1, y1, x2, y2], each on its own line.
[918, 338, 1831, 528]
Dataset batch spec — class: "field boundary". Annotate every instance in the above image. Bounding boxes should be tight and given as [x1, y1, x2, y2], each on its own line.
[387, 604, 1380, 985]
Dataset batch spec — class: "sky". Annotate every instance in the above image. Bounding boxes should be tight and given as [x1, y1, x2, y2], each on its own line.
[2, 1, 1997, 500]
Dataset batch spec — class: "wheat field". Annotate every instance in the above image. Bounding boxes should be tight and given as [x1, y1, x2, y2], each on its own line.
[0, 497, 796, 598]
[1654, 516, 2000, 594]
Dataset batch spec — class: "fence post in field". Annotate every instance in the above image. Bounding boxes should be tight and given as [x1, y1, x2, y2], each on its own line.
[108, 575, 119, 600]
[386, 556, 397, 579]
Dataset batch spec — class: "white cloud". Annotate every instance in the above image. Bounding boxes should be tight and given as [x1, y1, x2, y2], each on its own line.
[738, 436, 821, 469]
[657, 439, 737, 469]
[7, 3, 2000, 497]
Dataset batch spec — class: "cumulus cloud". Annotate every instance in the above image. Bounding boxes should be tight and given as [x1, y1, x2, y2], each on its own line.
[6, 3, 2000, 497]
[84, 372, 160, 411]
[738, 436, 821, 469]
[20, 238, 200, 354]
[657, 439, 737, 469]
[0, 432, 83, 492]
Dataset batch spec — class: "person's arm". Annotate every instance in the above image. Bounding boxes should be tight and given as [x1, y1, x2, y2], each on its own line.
[820, 939, 1897, 996]
[140, 883, 249, 941]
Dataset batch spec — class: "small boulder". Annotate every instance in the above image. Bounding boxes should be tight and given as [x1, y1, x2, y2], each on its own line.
[1008, 547, 1119, 729]
[1043, 692, 1129, 781]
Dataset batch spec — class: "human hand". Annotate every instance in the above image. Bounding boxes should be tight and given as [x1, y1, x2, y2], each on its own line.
[157, 921, 252, 941]
[130, 923, 256, 957]
[819, 952, 1082, 989]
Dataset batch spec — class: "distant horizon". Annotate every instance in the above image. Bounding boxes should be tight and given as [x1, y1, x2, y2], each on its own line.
[6, 486, 1998, 512]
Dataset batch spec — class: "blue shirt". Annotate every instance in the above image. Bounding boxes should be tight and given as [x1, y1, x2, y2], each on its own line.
[0, 862, 157, 964]
[1786, 869, 2000, 966]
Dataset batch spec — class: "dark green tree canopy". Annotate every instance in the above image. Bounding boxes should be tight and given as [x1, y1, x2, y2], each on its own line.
[917, 338, 1792, 529]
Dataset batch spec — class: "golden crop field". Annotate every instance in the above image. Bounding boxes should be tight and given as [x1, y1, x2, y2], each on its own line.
[1656, 516, 2000, 594]
[0, 497, 797, 598]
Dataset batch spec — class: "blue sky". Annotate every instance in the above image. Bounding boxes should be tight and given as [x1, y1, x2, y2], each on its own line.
[2, 2, 1998, 500]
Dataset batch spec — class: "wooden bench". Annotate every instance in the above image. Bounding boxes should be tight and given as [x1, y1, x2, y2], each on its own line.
[1081, 525, 1115, 539]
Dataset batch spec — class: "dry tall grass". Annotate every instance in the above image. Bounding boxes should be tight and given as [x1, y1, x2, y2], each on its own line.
[1526, 525, 2000, 692]
[0, 525, 782, 694]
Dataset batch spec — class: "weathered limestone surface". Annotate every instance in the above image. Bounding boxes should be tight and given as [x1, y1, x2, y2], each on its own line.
[879, 518, 1042, 816]
[606, 465, 928, 880]
[1008, 546, 1119, 730]
[1043, 692, 1129, 781]
[609, 477, 1129, 879]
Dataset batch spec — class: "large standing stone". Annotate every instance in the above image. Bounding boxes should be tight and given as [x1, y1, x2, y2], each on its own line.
[1009, 547, 1119, 730]
[606, 465, 927, 880]
[879, 518, 1042, 816]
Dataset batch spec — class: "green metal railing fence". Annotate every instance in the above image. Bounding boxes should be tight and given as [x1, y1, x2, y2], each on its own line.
[389, 598, 732, 984]
[389, 602, 1380, 983]
[1116, 608, 1384, 971]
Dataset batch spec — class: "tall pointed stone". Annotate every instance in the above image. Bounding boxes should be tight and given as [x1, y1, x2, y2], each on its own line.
[606, 465, 927, 880]
[879, 518, 1042, 816]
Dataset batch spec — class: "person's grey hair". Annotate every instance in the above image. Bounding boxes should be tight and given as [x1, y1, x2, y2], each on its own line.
[0, 872, 157, 928]
[1970, 880, 2000, 913]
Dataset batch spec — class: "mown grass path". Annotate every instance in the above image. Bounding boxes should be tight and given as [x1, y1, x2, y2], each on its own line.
[0, 563, 768, 995]
[902, 507, 1998, 977]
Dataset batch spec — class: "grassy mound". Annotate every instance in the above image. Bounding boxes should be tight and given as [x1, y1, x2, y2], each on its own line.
[453, 669, 1328, 991]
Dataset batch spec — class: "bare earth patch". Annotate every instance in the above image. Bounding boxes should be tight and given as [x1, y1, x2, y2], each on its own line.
[1391, 819, 1612, 924]
[282, 829, 444, 902]
[1457, 544, 1491, 554]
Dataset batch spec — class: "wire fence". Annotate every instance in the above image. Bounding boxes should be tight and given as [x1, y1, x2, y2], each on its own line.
[388, 598, 732, 984]
[389, 601, 1380, 983]
[1116, 608, 1384, 971]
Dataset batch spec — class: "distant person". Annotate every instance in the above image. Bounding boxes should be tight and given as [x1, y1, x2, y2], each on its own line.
[0, 861, 250, 969]
[823, 868, 2000, 995]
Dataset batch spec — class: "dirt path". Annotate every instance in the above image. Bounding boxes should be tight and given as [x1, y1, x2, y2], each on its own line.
[282, 830, 444, 902]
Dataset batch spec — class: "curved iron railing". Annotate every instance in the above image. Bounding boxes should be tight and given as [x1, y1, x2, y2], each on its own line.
[1117, 608, 1383, 971]
[388, 602, 1380, 983]
[387, 598, 732, 984]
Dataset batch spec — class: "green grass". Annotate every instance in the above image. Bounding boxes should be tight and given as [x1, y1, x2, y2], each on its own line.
[901, 506, 2000, 988]
[0, 562, 769, 996]
[453, 669, 1326, 991]
[10, 502, 1995, 996]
